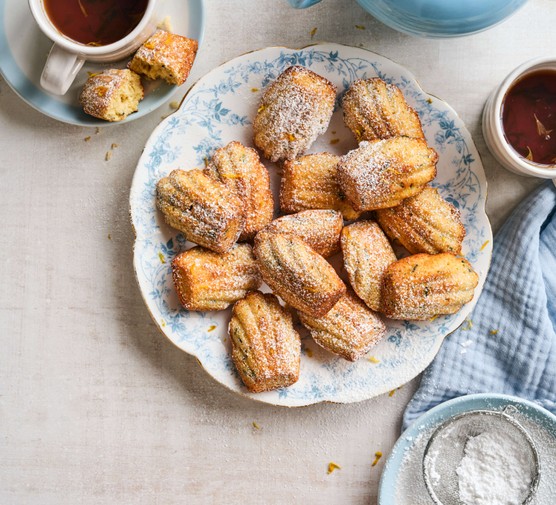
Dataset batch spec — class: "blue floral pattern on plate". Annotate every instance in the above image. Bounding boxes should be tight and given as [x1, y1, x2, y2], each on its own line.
[130, 44, 493, 406]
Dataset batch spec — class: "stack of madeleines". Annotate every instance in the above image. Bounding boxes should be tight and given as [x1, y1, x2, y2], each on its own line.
[155, 65, 479, 393]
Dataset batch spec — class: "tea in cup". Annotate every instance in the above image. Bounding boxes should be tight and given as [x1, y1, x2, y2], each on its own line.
[28, 0, 161, 95]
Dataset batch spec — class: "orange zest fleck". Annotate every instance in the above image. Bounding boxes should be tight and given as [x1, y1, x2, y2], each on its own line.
[372, 451, 383, 467]
[208, 325, 216, 332]
[305, 348, 313, 357]
[355, 24, 366, 30]
[251, 87, 259, 93]
[368, 356, 380, 364]
[489, 329, 499, 335]
[389, 386, 402, 397]
[252, 421, 261, 430]
[327, 462, 341, 474]
[310, 27, 317, 38]
[158, 252, 166, 264]
[525, 146, 534, 161]
[330, 138, 340, 145]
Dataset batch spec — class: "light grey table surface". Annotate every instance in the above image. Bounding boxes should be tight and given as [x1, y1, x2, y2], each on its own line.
[0, 1, 551, 504]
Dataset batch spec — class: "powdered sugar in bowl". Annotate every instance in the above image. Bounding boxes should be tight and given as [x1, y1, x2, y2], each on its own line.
[423, 409, 540, 505]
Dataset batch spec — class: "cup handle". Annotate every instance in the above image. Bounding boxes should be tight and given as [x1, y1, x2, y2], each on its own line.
[287, 0, 322, 8]
[40, 44, 85, 95]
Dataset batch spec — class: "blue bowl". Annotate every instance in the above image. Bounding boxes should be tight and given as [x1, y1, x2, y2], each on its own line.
[355, 0, 528, 38]
[289, 0, 528, 38]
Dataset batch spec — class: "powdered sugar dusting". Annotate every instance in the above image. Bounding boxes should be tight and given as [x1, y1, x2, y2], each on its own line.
[456, 430, 534, 505]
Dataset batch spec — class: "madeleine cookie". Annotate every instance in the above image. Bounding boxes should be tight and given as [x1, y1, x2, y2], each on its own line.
[128, 30, 198, 85]
[381, 253, 479, 320]
[80, 69, 143, 122]
[343, 77, 425, 142]
[156, 169, 244, 253]
[263, 209, 343, 258]
[298, 290, 386, 362]
[229, 291, 301, 393]
[254, 232, 346, 317]
[172, 244, 261, 311]
[337, 137, 438, 212]
[341, 221, 397, 312]
[206, 141, 274, 241]
[253, 66, 336, 162]
[376, 185, 465, 255]
[280, 153, 360, 220]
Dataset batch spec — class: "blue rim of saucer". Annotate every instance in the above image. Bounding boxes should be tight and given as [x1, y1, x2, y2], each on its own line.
[0, 0, 205, 126]
[378, 393, 556, 504]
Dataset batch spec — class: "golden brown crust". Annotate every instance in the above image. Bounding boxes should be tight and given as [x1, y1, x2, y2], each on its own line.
[298, 290, 386, 361]
[229, 291, 301, 393]
[341, 220, 397, 312]
[253, 232, 346, 317]
[80, 69, 143, 122]
[337, 137, 438, 212]
[156, 169, 244, 253]
[280, 153, 360, 220]
[381, 253, 479, 320]
[206, 141, 274, 241]
[172, 244, 262, 311]
[376, 186, 465, 255]
[128, 30, 198, 85]
[342, 78, 425, 142]
[263, 210, 343, 258]
[253, 66, 336, 162]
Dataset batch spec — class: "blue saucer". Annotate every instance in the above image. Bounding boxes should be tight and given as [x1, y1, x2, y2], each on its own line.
[378, 393, 556, 504]
[0, 0, 205, 126]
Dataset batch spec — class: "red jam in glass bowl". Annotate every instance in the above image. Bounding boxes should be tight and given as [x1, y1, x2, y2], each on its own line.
[502, 70, 556, 166]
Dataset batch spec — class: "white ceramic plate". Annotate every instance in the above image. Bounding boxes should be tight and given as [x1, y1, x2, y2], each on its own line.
[0, 0, 205, 126]
[130, 43, 493, 407]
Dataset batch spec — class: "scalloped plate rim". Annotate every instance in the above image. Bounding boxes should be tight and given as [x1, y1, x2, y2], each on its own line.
[130, 42, 493, 407]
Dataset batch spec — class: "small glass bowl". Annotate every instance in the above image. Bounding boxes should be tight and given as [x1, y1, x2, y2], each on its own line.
[482, 56, 556, 178]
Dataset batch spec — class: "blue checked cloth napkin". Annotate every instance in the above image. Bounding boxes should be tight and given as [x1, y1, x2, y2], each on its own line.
[403, 181, 556, 428]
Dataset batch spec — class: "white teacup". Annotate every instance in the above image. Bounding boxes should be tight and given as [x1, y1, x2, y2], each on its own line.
[29, 0, 161, 95]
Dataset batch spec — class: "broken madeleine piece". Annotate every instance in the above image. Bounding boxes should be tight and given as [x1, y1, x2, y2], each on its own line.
[253, 66, 336, 162]
[80, 69, 143, 122]
[341, 220, 397, 312]
[128, 30, 198, 85]
[342, 77, 425, 142]
[298, 290, 386, 362]
[381, 253, 479, 320]
[156, 168, 244, 253]
[337, 137, 438, 212]
[280, 152, 360, 220]
[262, 209, 343, 258]
[229, 291, 301, 393]
[376, 185, 465, 255]
[254, 232, 346, 317]
[172, 244, 262, 311]
[206, 141, 274, 241]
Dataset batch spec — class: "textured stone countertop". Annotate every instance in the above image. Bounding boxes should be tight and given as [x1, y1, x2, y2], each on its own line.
[0, 0, 550, 503]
